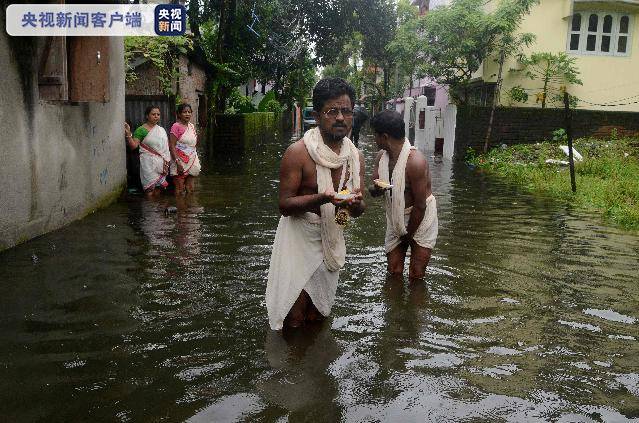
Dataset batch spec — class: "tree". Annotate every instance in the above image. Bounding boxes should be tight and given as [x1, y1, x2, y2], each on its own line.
[513, 52, 582, 109]
[124, 36, 193, 96]
[387, 0, 422, 99]
[417, 0, 501, 104]
[186, 0, 364, 115]
[321, 32, 364, 97]
[482, 0, 538, 152]
[358, 0, 398, 111]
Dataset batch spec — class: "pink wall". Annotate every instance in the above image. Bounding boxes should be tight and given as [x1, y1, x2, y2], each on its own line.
[403, 77, 449, 109]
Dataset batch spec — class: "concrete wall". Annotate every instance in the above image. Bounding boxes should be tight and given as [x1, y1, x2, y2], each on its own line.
[403, 77, 450, 109]
[210, 112, 278, 155]
[236, 80, 275, 106]
[0, 34, 126, 251]
[454, 105, 639, 158]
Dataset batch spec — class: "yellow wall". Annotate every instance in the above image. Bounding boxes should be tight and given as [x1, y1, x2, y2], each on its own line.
[480, 0, 639, 112]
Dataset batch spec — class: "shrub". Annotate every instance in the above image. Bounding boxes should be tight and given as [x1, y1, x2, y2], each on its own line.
[225, 91, 256, 114]
[508, 86, 529, 104]
[552, 128, 567, 142]
[258, 91, 277, 112]
[264, 99, 283, 115]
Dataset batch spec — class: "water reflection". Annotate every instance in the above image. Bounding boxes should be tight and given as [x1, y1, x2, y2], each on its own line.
[261, 323, 341, 419]
[0, 131, 638, 421]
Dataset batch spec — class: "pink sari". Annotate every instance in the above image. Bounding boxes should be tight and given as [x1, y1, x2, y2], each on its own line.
[170, 122, 201, 178]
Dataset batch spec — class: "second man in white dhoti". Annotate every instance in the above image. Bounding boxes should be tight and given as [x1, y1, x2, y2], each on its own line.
[266, 78, 366, 330]
[369, 110, 438, 281]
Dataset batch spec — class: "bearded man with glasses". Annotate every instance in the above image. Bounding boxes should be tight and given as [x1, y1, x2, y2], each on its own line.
[266, 77, 366, 330]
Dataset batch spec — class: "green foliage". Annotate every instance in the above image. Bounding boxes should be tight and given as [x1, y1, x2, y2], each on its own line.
[321, 32, 364, 98]
[408, 0, 538, 104]
[360, 0, 397, 67]
[467, 138, 639, 229]
[550, 91, 579, 108]
[513, 52, 582, 108]
[264, 99, 284, 115]
[552, 128, 567, 142]
[225, 91, 256, 114]
[465, 147, 479, 162]
[279, 53, 318, 108]
[386, 0, 423, 98]
[610, 128, 619, 140]
[258, 91, 277, 112]
[124, 36, 192, 95]
[417, 0, 496, 103]
[243, 112, 277, 137]
[184, 0, 394, 114]
[508, 86, 529, 103]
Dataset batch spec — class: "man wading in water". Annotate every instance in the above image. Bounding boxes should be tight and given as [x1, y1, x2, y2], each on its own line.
[369, 110, 438, 281]
[266, 78, 366, 330]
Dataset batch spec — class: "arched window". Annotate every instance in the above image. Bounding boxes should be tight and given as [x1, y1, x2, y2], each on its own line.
[618, 16, 630, 53]
[567, 12, 632, 56]
[569, 13, 581, 51]
[601, 15, 613, 52]
[586, 14, 599, 51]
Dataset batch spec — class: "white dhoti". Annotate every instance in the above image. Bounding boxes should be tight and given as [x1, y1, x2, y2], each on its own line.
[385, 195, 438, 253]
[266, 213, 339, 331]
[380, 138, 438, 254]
[266, 127, 361, 331]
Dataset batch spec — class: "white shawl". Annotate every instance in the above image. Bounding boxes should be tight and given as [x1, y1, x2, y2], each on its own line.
[379, 138, 414, 238]
[303, 127, 361, 272]
[379, 138, 438, 253]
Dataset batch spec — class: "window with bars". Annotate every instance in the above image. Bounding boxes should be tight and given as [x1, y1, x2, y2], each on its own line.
[568, 12, 632, 56]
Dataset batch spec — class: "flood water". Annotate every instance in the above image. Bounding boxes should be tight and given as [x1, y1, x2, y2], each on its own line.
[1, 131, 638, 422]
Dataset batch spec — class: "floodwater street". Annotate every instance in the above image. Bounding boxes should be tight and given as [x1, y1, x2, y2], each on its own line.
[1, 131, 638, 421]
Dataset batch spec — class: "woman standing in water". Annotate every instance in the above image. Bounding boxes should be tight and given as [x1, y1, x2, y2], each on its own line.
[125, 106, 171, 197]
[169, 103, 201, 195]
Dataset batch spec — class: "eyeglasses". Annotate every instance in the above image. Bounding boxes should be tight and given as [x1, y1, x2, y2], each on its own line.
[323, 107, 354, 118]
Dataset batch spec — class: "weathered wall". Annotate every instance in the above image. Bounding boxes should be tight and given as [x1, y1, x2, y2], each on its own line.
[125, 61, 165, 96]
[127, 56, 207, 128]
[210, 112, 278, 155]
[177, 56, 207, 129]
[0, 33, 126, 251]
[454, 106, 639, 158]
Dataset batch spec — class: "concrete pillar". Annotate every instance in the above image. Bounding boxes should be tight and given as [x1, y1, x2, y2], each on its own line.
[403, 97, 414, 141]
[443, 104, 457, 160]
[415, 95, 428, 150]
[424, 106, 436, 152]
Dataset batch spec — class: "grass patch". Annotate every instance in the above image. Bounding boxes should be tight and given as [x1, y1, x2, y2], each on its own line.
[466, 137, 639, 230]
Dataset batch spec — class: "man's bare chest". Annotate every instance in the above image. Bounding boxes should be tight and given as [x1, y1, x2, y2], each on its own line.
[300, 162, 351, 193]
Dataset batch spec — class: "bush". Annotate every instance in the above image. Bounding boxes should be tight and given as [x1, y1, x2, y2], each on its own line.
[508, 86, 529, 104]
[467, 138, 639, 229]
[552, 128, 567, 142]
[225, 91, 256, 114]
[264, 99, 283, 115]
[258, 91, 277, 112]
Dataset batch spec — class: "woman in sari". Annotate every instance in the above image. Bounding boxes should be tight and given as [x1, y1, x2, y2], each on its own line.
[124, 106, 171, 197]
[169, 103, 201, 195]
